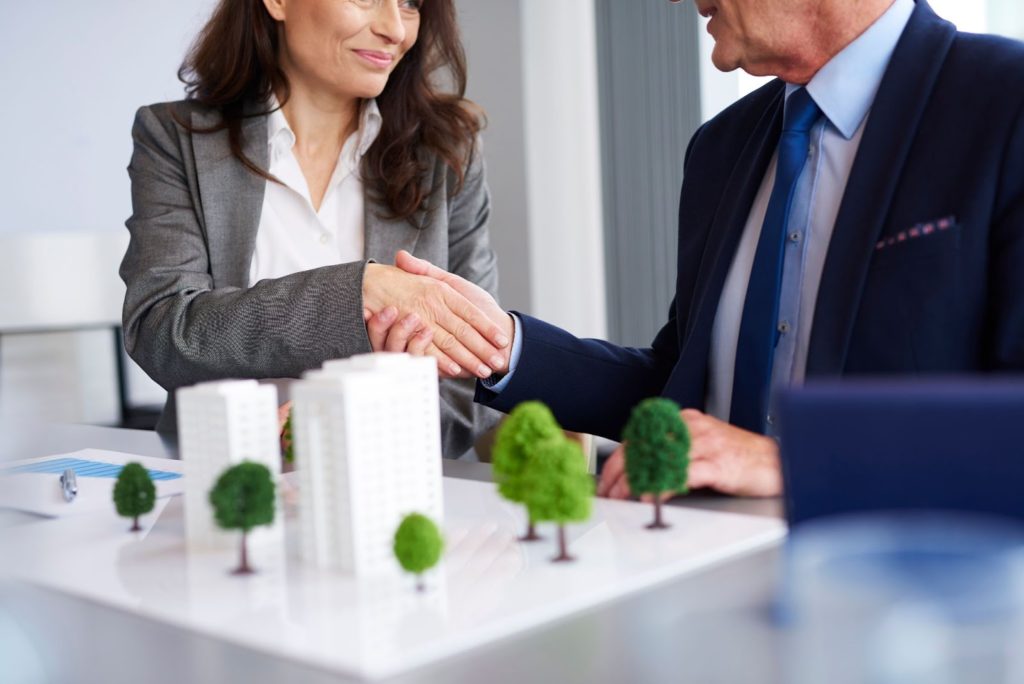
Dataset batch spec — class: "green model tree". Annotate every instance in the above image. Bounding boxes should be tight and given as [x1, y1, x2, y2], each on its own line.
[623, 398, 690, 530]
[492, 401, 564, 541]
[113, 462, 156, 532]
[393, 513, 445, 592]
[209, 462, 276, 575]
[282, 408, 294, 464]
[522, 438, 593, 562]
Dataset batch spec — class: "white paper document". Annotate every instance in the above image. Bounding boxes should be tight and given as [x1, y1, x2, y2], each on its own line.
[0, 449, 183, 518]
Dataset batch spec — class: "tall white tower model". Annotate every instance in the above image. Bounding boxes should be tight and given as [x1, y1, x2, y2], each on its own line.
[176, 380, 282, 550]
[292, 353, 444, 576]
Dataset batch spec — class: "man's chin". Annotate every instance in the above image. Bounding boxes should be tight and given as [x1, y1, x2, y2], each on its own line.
[710, 48, 743, 74]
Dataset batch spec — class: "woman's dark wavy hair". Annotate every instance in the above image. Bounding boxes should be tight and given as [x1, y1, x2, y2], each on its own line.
[178, 0, 482, 222]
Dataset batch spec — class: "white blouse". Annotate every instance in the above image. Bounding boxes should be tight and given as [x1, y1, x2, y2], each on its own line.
[247, 100, 383, 286]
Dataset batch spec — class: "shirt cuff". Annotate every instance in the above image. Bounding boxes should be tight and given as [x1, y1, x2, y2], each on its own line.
[480, 313, 523, 394]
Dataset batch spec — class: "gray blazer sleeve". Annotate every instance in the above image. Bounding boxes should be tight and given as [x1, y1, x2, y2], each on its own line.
[436, 145, 503, 457]
[121, 105, 372, 395]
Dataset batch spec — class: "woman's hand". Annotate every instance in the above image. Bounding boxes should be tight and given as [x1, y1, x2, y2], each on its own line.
[365, 305, 439, 363]
[362, 262, 510, 378]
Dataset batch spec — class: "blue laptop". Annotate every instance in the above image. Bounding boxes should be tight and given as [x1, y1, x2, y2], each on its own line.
[777, 379, 1024, 527]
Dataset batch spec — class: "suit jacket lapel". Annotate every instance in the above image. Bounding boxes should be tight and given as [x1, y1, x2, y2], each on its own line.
[806, 2, 957, 375]
[663, 86, 786, 405]
[191, 109, 268, 288]
[363, 187, 427, 265]
[362, 160, 434, 264]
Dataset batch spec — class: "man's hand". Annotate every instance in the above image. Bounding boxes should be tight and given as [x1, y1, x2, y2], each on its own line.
[597, 409, 782, 499]
[364, 251, 515, 378]
[362, 261, 510, 378]
[393, 250, 514, 354]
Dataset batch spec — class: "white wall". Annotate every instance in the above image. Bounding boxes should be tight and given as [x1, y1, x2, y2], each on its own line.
[460, 0, 607, 338]
[2, 0, 216, 234]
[2, 1, 216, 423]
[520, 0, 607, 339]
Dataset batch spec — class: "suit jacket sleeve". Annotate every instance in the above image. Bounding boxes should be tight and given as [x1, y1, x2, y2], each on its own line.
[120, 104, 372, 394]
[475, 308, 680, 441]
[989, 97, 1024, 370]
[436, 143, 503, 456]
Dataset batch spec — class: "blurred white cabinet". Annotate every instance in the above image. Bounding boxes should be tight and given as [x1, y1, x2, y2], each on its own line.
[0, 231, 164, 426]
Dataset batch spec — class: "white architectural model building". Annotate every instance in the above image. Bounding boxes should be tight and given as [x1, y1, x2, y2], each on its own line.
[292, 353, 444, 576]
[176, 379, 282, 550]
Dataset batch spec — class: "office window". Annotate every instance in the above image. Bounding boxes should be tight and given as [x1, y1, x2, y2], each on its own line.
[930, 0, 1024, 39]
[705, 1, 1024, 121]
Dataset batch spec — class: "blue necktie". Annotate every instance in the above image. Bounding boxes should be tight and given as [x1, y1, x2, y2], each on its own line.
[730, 88, 822, 433]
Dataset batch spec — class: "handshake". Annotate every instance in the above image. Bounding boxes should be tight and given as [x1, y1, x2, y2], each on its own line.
[361, 250, 514, 380]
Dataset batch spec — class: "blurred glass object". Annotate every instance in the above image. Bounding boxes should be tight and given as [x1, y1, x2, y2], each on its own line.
[783, 513, 1024, 684]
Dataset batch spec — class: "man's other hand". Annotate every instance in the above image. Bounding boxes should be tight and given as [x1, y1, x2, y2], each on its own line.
[597, 409, 782, 499]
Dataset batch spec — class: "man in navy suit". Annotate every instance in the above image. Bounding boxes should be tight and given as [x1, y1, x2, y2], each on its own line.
[372, 0, 1024, 499]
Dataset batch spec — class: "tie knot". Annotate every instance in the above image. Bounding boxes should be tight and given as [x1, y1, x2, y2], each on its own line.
[783, 88, 821, 134]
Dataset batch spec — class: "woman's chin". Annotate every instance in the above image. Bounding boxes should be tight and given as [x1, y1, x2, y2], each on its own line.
[338, 74, 392, 100]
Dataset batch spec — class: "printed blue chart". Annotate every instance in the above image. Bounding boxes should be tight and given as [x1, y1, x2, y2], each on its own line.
[3, 457, 182, 481]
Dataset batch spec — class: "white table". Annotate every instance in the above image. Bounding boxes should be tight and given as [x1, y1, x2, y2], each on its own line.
[0, 424, 787, 684]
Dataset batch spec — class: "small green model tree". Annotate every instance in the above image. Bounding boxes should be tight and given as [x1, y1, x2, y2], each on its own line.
[209, 462, 276, 575]
[522, 438, 593, 562]
[493, 401, 564, 541]
[393, 513, 445, 592]
[623, 398, 691, 530]
[282, 408, 294, 464]
[113, 462, 156, 532]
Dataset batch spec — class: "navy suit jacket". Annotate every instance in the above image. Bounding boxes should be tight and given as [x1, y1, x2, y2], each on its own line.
[478, 1, 1024, 440]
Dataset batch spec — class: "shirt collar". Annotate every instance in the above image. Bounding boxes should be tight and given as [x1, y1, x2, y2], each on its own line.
[786, 0, 915, 140]
[267, 99, 295, 163]
[266, 97, 383, 163]
[355, 99, 383, 159]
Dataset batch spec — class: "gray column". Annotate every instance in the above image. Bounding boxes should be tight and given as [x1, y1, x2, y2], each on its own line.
[595, 1, 703, 346]
[459, 0, 532, 315]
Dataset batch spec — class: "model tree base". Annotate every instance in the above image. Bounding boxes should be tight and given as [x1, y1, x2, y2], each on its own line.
[519, 521, 543, 542]
[550, 525, 577, 563]
[231, 534, 255, 576]
[645, 498, 671, 531]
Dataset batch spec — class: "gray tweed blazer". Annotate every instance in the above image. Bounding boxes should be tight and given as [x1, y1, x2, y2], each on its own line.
[121, 100, 501, 456]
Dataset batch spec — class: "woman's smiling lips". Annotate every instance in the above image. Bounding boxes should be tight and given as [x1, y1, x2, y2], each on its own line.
[353, 49, 395, 69]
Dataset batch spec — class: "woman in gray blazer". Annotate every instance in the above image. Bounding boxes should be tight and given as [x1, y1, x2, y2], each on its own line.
[121, 0, 506, 456]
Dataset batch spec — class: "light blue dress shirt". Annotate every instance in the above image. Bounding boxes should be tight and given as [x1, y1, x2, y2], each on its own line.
[491, 0, 915, 409]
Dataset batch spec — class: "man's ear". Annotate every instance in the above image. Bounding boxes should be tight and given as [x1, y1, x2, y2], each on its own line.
[262, 0, 286, 22]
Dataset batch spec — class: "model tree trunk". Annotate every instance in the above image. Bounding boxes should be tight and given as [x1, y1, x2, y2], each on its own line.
[131, 514, 141, 532]
[647, 497, 670, 531]
[520, 517, 542, 542]
[552, 525, 575, 563]
[235, 531, 254, 575]
[416, 575, 425, 593]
